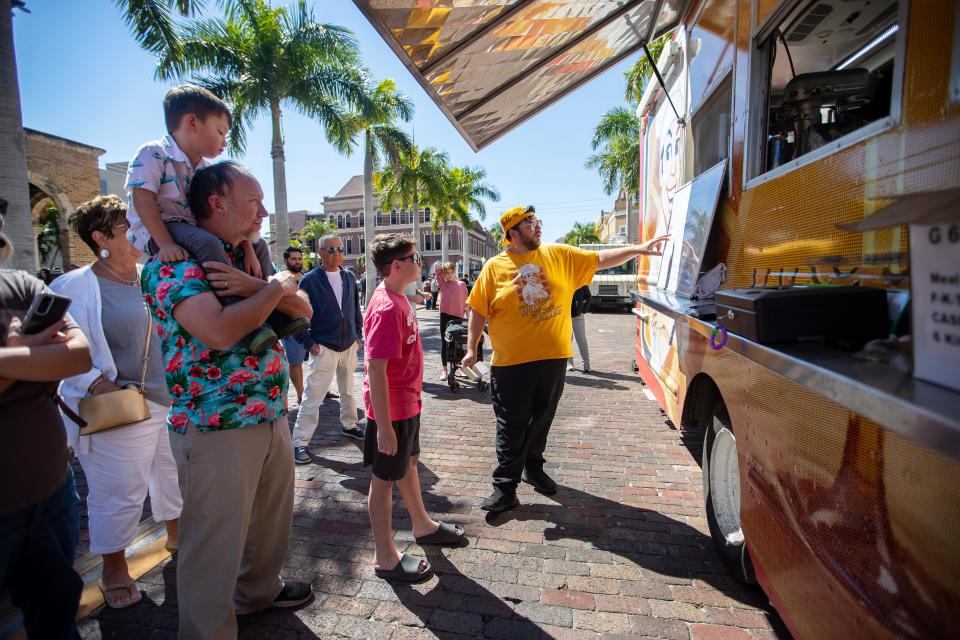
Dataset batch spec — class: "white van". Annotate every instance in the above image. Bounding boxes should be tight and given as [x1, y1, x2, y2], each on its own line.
[578, 243, 635, 312]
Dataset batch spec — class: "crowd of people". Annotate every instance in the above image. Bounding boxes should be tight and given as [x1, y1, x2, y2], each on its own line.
[0, 84, 668, 639]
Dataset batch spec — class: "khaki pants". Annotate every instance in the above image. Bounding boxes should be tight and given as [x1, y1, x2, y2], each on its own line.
[170, 419, 294, 640]
[292, 342, 359, 447]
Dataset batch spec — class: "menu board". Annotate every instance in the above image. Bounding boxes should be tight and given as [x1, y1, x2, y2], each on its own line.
[911, 223, 960, 391]
[656, 160, 726, 297]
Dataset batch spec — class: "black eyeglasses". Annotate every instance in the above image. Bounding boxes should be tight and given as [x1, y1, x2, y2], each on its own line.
[523, 205, 536, 214]
[396, 253, 421, 265]
[325, 246, 345, 254]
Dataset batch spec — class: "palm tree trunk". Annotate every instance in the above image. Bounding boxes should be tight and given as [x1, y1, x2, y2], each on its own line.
[441, 220, 449, 266]
[626, 191, 638, 244]
[411, 189, 420, 277]
[0, 1, 36, 271]
[270, 100, 289, 262]
[362, 132, 377, 299]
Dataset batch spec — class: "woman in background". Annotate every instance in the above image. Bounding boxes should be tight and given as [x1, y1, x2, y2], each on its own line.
[434, 262, 468, 381]
[52, 195, 181, 609]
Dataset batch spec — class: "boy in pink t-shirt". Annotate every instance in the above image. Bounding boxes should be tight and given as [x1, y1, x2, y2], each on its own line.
[362, 234, 465, 583]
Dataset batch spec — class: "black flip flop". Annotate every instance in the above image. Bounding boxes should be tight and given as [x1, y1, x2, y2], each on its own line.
[415, 521, 465, 546]
[374, 553, 433, 583]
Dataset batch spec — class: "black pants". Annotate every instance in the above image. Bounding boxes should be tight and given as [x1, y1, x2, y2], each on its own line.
[439, 313, 459, 365]
[490, 358, 567, 492]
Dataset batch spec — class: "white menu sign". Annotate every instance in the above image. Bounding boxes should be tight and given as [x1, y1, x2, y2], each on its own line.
[911, 223, 960, 391]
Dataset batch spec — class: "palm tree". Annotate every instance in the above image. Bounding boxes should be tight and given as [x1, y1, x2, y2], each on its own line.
[623, 34, 669, 103]
[342, 77, 413, 297]
[298, 218, 336, 253]
[431, 166, 500, 274]
[1, 1, 36, 271]
[487, 222, 503, 247]
[374, 144, 449, 272]
[585, 106, 641, 244]
[564, 221, 601, 246]
[152, 0, 374, 257]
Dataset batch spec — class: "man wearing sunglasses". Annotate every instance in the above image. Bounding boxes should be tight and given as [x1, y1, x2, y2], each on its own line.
[463, 205, 669, 513]
[292, 235, 366, 464]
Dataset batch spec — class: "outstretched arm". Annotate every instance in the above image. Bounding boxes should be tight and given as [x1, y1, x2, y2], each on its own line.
[597, 235, 671, 269]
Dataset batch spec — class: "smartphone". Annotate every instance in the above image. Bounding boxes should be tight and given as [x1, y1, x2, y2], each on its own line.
[21, 292, 72, 334]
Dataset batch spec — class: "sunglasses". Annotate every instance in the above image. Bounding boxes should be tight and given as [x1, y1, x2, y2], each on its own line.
[325, 246, 345, 254]
[396, 252, 421, 265]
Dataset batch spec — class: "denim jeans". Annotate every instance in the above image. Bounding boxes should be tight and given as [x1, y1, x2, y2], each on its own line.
[0, 469, 82, 640]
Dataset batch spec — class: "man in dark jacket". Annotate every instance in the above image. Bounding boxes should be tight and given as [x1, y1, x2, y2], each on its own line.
[292, 234, 365, 464]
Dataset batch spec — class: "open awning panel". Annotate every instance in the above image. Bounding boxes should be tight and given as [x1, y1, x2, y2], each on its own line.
[353, 0, 689, 150]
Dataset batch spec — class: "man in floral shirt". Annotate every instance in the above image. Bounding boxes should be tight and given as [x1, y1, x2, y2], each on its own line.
[142, 161, 313, 638]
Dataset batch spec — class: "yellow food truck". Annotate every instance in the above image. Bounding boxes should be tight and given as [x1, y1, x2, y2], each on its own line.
[354, 1, 960, 637]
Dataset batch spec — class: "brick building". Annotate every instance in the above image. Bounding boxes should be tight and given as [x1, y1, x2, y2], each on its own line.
[26, 128, 102, 270]
[595, 190, 628, 243]
[319, 175, 498, 278]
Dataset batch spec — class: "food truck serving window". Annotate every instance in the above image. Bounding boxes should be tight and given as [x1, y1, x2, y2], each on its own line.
[746, 0, 905, 185]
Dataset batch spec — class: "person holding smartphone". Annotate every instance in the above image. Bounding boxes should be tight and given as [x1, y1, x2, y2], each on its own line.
[0, 201, 93, 639]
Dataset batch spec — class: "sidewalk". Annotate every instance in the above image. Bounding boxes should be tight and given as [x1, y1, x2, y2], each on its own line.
[77, 310, 787, 639]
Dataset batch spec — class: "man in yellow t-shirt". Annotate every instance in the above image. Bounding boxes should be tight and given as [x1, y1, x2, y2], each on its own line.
[462, 206, 669, 513]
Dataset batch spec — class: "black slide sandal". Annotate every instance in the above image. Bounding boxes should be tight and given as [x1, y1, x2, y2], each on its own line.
[374, 553, 433, 583]
[415, 521, 465, 545]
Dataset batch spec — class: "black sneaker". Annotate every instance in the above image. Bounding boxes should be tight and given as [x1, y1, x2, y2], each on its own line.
[293, 446, 312, 465]
[249, 326, 279, 354]
[480, 488, 519, 513]
[275, 317, 311, 339]
[342, 426, 365, 440]
[522, 468, 558, 495]
[269, 581, 313, 608]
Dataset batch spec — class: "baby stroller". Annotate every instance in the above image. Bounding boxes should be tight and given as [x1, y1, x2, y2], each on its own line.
[443, 321, 488, 392]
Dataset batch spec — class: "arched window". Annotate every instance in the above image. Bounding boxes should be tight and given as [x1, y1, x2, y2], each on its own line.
[390, 209, 398, 226]
[337, 214, 344, 229]
[358, 212, 364, 227]
[424, 233, 431, 251]
[345, 214, 351, 228]
[423, 207, 431, 224]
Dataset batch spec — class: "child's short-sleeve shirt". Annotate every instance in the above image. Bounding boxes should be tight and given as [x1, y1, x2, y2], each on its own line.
[125, 135, 209, 252]
[362, 285, 423, 422]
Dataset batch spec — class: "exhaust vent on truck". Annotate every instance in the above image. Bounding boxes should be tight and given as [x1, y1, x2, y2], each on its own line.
[786, 3, 833, 42]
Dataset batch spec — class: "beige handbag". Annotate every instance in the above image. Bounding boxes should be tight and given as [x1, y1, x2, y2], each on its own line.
[77, 314, 153, 436]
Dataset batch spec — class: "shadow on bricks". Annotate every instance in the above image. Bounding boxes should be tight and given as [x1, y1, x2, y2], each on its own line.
[86, 557, 321, 639]
[485, 484, 767, 609]
[389, 545, 562, 640]
[308, 452, 457, 514]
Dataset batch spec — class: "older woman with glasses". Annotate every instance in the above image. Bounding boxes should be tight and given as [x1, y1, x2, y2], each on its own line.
[51, 195, 181, 609]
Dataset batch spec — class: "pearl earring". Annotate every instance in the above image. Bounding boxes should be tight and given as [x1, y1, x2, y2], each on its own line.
[100, 248, 110, 259]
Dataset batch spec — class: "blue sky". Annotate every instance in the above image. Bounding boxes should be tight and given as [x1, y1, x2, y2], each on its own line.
[14, 0, 636, 243]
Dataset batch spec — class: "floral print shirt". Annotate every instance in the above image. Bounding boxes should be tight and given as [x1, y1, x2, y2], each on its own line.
[141, 248, 288, 434]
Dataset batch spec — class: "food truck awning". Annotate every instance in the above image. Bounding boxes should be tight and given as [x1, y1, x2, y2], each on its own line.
[352, 1, 690, 151]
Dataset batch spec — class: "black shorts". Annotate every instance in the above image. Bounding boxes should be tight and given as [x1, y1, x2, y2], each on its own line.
[363, 414, 421, 481]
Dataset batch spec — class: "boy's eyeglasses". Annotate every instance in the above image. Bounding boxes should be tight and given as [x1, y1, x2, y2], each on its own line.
[396, 253, 421, 265]
[325, 246, 345, 254]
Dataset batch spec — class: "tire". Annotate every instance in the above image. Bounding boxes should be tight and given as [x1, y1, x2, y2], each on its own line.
[702, 403, 756, 584]
[449, 379, 459, 392]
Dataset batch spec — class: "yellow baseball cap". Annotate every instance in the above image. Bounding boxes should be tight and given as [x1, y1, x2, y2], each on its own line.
[499, 205, 535, 246]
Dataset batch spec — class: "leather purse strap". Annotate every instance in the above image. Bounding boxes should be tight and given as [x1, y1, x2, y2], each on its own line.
[137, 313, 152, 392]
[53, 393, 87, 430]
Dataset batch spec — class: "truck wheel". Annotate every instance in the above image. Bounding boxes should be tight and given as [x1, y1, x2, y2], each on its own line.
[702, 404, 756, 584]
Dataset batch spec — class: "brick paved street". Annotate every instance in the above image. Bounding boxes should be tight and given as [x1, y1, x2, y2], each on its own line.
[79, 310, 787, 639]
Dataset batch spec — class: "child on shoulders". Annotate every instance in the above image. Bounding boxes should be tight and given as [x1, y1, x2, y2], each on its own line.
[125, 84, 307, 353]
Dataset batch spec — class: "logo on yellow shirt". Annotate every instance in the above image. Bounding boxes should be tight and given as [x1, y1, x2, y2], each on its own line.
[514, 263, 561, 323]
